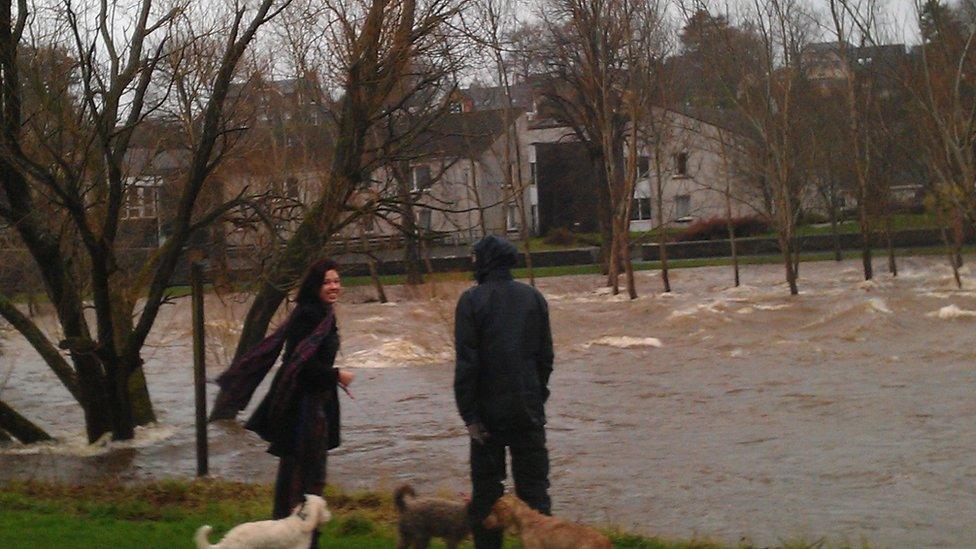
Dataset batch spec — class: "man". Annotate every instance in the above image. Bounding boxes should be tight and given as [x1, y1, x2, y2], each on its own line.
[454, 235, 555, 549]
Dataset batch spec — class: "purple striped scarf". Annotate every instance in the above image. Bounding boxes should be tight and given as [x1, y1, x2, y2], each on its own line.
[210, 306, 335, 421]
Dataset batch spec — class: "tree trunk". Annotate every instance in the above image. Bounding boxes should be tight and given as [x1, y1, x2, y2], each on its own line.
[829, 197, 842, 262]
[728, 224, 740, 287]
[127, 364, 156, 426]
[884, 213, 897, 277]
[781, 236, 799, 295]
[397, 167, 424, 285]
[104, 359, 135, 441]
[725, 187, 740, 287]
[70, 353, 115, 443]
[623, 232, 637, 299]
[607, 220, 620, 294]
[953, 217, 964, 269]
[418, 232, 435, 276]
[367, 257, 387, 303]
[859, 207, 873, 281]
[0, 400, 53, 443]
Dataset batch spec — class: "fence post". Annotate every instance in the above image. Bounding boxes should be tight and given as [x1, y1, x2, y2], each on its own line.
[191, 262, 209, 477]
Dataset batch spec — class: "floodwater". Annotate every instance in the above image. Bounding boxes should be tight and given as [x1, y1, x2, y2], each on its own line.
[2, 256, 976, 547]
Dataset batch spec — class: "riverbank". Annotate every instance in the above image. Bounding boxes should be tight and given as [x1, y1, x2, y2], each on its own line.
[0, 480, 725, 548]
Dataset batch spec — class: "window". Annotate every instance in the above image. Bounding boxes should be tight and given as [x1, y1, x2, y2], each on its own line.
[506, 202, 521, 231]
[418, 208, 432, 230]
[363, 215, 375, 233]
[411, 165, 432, 191]
[675, 195, 691, 219]
[674, 151, 689, 177]
[637, 156, 650, 178]
[449, 101, 463, 113]
[123, 178, 160, 219]
[630, 197, 652, 221]
[531, 204, 539, 233]
[530, 161, 538, 185]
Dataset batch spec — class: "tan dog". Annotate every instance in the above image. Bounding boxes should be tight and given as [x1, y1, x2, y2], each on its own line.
[483, 494, 612, 549]
[194, 494, 332, 549]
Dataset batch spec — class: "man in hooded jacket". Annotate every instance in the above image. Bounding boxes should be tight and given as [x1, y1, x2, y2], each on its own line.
[454, 235, 555, 549]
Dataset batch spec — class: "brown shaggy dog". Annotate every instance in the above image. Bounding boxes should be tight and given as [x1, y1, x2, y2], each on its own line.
[393, 484, 470, 549]
[483, 494, 612, 549]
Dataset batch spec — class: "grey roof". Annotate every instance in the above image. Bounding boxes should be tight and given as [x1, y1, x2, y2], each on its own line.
[459, 82, 536, 111]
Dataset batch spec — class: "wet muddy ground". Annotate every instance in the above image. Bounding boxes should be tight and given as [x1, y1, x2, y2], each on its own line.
[2, 256, 975, 547]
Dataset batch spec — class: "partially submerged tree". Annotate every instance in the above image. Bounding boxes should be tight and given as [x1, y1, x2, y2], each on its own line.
[0, 0, 288, 442]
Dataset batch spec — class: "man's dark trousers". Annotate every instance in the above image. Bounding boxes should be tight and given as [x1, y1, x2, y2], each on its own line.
[468, 427, 551, 549]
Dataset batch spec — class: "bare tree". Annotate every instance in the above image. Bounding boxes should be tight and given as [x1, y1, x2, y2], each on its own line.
[227, 0, 467, 372]
[536, 0, 666, 298]
[0, 0, 289, 442]
[698, 0, 815, 295]
[905, 0, 975, 287]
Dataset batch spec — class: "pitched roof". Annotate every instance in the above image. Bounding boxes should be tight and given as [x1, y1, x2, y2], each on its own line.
[407, 109, 521, 158]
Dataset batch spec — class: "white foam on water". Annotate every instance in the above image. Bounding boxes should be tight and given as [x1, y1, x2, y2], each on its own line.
[755, 303, 791, 311]
[0, 423, 176, 457]
[355, 316, 388, 323]
[586, 336, 662, 349]
[342, 338, 450, 368]
[868, 298, 892, 314]
[736, 307, 755, 315]
[927, 304, 976, 319]
[730, 348, 746, 358]
[668, 299, 735, 320]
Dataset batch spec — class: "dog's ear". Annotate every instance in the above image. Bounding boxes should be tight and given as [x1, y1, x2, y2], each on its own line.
[299, 496, 325, 532]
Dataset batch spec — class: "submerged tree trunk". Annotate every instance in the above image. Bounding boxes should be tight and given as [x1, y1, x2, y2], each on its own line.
[859, 206, 873, 281]
[653, 149, 671, 293]
[725, 187, 740, 287]
[607, 219, 621, 294]
[780, 236, 799, 295]
[0, 400, 53, 443]
[360, 234, 387, 303]
[883, 212, 897, 277]
[127, 367, 156, 427]
[367, 257, 388, 303]
[939, 225, 962, 289]
[623, 231, 636, 299]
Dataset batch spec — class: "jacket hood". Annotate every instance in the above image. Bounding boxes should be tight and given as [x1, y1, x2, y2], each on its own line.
[473, 235, 517, 282]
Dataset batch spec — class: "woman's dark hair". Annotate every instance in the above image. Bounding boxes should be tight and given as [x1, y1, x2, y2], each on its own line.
[295, 257, 340, 306]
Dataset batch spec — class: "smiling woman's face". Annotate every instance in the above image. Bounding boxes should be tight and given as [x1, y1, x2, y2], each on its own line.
[319, 269, 341, 305]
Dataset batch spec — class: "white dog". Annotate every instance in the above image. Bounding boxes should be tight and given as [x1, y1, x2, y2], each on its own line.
[194, 494, 332, 549]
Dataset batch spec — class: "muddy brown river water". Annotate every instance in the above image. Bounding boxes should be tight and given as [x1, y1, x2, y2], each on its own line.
[2, 256, 976, 547]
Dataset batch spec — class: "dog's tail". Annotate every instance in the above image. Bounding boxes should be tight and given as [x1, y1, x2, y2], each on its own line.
[393, 484, 416, 513]
[194, 525, 213, 549]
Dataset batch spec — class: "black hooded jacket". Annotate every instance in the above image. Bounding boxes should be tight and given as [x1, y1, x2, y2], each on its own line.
[454, 235, 555, 431]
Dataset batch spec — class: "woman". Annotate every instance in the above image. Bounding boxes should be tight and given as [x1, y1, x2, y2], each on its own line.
[211, 258, 353, 545]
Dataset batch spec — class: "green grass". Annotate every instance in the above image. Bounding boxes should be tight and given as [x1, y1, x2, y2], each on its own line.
[0, 480, 734, 549]
[791, 213, 938, 237]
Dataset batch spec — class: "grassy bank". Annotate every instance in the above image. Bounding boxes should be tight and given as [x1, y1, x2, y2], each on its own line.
[0, 480, 726, 549]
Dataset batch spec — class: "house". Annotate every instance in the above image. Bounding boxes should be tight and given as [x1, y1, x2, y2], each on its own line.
[359, 107, 539, 246]
[455, 79, 755, 234]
